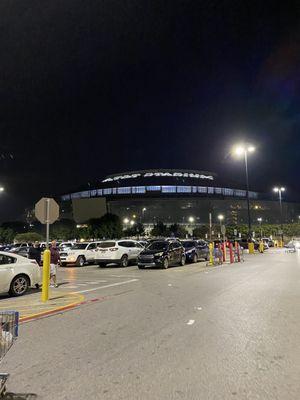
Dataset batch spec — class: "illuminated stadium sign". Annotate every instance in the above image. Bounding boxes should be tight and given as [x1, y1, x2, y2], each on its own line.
[102, 171, 214, 183]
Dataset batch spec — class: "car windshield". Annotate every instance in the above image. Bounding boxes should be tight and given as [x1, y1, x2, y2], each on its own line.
[71, 244, 88, 250]
[98, 242, 116, 248]
[182, 241, 195, 249]
[147, 241, 168, 251]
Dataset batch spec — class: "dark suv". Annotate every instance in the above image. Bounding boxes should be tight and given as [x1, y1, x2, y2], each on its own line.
[138, 240, 186, 269]
[181, 240, 209, 263]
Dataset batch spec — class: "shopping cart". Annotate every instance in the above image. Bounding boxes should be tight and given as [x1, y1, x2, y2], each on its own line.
[0, 311, 19, 398]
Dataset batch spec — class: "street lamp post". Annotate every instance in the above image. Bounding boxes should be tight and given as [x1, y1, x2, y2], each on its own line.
[217, 214, 225, 242]
[273, 187, 285, 244]
[233, 144, 255, 238]
[257, 217, 262, 238]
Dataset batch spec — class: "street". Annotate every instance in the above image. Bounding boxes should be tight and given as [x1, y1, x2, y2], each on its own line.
[2, 250, 300, 400]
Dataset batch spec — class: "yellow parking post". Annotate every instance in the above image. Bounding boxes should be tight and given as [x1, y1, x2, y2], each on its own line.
[41, 249, 50, 302]
[259, 241, 264, 253]
[248, 242, 255, 254]
[209, 242, 214, 266]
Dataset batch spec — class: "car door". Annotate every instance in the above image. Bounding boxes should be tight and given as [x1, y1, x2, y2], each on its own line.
[86, 243, 97, 261]
[173, 241, 183, 262]
[168, 243, 176, 264]
[0, 254, 15, 293]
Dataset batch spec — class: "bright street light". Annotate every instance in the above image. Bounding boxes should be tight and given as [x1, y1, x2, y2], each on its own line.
[233, 144, 256, 157]
[130, 220, 135, 226]
[273, 187, 285, 193]
[123, 218, 129, 224]
[0, 187, 4, 192]
[217, 214, 224, 221]
[188, 216, 195, 223]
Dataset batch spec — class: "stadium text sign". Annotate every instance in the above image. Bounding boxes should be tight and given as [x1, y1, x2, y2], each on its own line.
[103, 171, 214, 183]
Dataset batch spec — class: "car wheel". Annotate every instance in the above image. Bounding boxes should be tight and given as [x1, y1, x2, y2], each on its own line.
[138, 265, 145, 269]
[76, 256, 85, 267]
[162, 258, 169, 269]
[180, 255, 186, 266]
[61, 263, 67, 267]
[193, 253, 198, 263]
[120, 255, 129, 267]
[9, 275, 30, 297]
[98, 263, 106, 268]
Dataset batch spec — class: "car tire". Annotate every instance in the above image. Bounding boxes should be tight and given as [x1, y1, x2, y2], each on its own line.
[120, 255, 129, 267]
[61, 263, 67, 267]
[162, 258, 169, 269]
[180, 255, 186, 266]
[193, 253, 198, 263]
[98, 263, 106, 268]
[9, 275, 30, 297]
[76, 256, 85, 267]
[138, 265, 145, 269]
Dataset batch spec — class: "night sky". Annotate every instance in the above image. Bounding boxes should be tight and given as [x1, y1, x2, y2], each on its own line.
[1, 1, 300, 221]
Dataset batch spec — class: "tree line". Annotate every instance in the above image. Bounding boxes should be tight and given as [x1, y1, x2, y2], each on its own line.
[1, 215, 300, 243]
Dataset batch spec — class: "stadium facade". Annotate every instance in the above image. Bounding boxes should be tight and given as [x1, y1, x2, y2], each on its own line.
[60, 169, 300, 229]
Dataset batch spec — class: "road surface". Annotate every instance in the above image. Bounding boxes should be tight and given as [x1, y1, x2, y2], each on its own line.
[2, 250, 300, 399]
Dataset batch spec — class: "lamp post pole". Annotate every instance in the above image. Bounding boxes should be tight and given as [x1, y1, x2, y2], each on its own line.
[232, 144, 255, 239]
[244, 150, 251, 237]
[273, 187, 285, 245]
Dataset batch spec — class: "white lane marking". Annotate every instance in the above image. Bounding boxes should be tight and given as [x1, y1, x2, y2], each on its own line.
[88, 281, 107, 284]
[73, 279, 139, 294]
[76, 283, 88, 286]
[187, 320, 195, 325]
[196, 307, 202, 311]
[168, 284, 172, 287]
[65, 285, 78, 289]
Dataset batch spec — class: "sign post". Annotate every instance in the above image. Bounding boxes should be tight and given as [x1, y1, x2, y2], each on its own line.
[35, 198, 59, 302]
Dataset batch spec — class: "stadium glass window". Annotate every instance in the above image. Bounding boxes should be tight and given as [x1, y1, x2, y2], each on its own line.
[224, 188, 234, 196]
[90, 190, 97, 197]
[103, 188, 112, 195]
[161, 186, 177, 193]
[112, 188, 117, 194]
[97, 189, 103, 196]
[177, 186, 191, 193]
[207, 187, 214, 194]
[146, 186, 161, 191]
[132, 186, 146, 194]
[117, 187, 131, 194]
[198, 187, 207, 193]
[61, 194, 71, 201]
[215, 187, 222, 194]
[192, 186, 197, 193]
[234, 189, 246, 197]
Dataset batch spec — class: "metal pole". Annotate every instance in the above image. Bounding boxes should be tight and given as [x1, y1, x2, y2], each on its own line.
[244, 150, 251, 237]
[46, 198, 50, 248]
[209, 212, 212, 241]
[279, 190, 283, 244]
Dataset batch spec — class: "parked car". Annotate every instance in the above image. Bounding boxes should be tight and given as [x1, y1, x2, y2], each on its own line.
[9, 243, 32, 254]
[0, 252, 40, 296]
[262, 237, 274, 247]
[181, 240, 209, 263]
[137, 239, 186, 269]
[95, 240, 144, 267]
[60, 242, 101, 267]
[285, 240, 300, 249]
[237, 238, 259, 250]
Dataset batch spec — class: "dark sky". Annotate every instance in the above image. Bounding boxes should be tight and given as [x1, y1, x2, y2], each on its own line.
[1, 0, 300, 221]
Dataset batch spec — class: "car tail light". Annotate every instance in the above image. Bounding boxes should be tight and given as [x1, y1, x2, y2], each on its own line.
[109, 248, 119, 251]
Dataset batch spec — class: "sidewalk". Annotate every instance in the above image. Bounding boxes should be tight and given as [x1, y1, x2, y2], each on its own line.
[0, 289, 84, 322]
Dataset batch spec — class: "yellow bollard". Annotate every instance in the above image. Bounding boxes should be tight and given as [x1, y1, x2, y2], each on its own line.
[259, 241, 264, 253]
[248, 242, 255, 254]
[209, 242, 214, 265]
[41, 249, 50, 302]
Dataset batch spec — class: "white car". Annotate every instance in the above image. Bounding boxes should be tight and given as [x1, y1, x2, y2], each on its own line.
[95, 240, 144, 267]
[0, 252, 40, 297]
[60, 242, 101, 267]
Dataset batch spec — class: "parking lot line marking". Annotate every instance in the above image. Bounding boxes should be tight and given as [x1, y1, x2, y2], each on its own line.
[187, 320, 195, 325]
[73, 279, 139, 294]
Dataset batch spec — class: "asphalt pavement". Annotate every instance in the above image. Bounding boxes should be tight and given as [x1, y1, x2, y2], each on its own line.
[1, 250, 300, 400]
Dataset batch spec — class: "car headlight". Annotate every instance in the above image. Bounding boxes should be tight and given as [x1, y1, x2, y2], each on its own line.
[154, 252, 164, 257]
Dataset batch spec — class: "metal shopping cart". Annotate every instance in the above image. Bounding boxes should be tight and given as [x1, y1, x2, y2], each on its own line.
[0, 312, 19, 398]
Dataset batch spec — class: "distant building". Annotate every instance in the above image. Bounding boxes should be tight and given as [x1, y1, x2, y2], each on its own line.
[59, 169, 300, 228]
